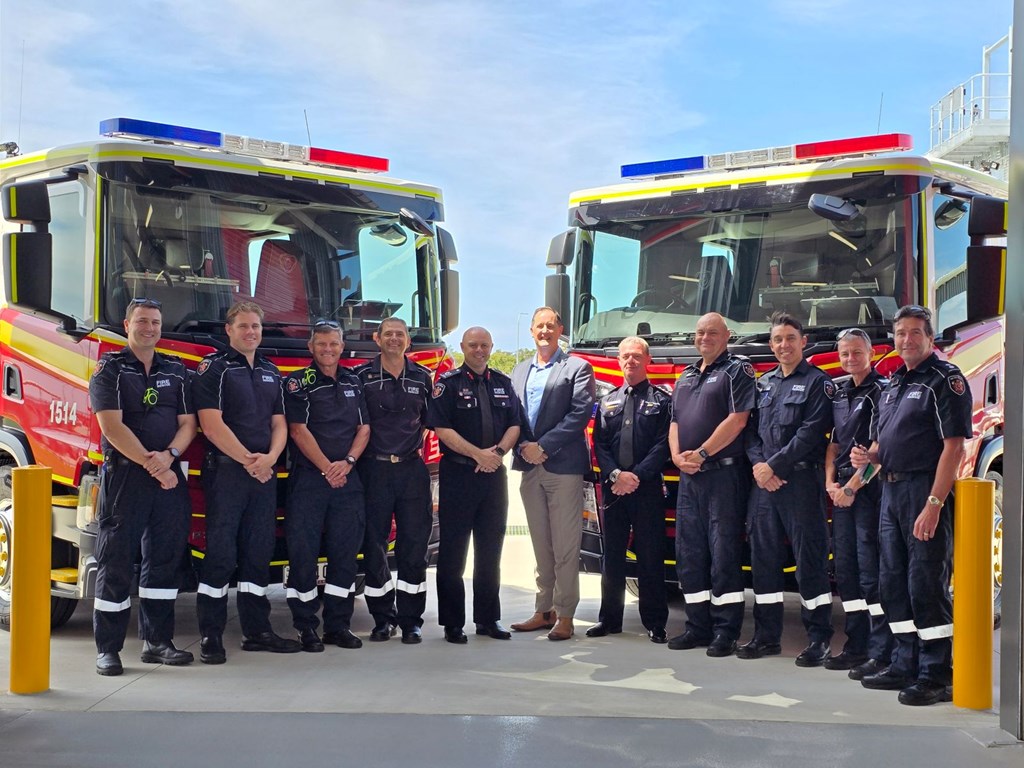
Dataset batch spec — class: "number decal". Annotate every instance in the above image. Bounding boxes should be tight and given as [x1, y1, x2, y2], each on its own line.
[48, 401, 78, 425]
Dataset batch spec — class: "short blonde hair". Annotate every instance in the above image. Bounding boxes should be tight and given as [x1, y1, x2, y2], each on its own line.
[226, 301, 265, 324]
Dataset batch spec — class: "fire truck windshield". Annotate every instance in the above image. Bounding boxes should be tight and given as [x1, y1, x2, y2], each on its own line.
[572, 195, 917, 345]
[99, 175, 442, 345]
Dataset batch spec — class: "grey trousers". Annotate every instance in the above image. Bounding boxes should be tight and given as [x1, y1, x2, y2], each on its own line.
[519, 465, 584, 618]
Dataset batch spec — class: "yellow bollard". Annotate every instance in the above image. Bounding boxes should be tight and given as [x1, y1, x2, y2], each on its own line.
[9, 465, 52, 694]
[952, 477, 994, 710]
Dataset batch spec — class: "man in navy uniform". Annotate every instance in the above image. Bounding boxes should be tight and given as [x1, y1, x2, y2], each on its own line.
[283, 320, 369, 651]
[587, 337, 671, 643]
[90, 298, 196, 675]
[355, 317, 434, 645]
[668, 312, 755, 658]
[192, 301, 299, 662]
[852, 305, 972, 706]
[824, 327, 892, 679]
[740, 312, 834, 666]
[427, 326, 522, 644]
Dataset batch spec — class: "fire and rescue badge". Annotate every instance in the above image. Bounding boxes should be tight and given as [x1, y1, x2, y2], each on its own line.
[197, 359, 211, 375]
[948, 374, 967, 396]
[742, 362, 755, 379]
[286, 378, 301, 394]
[432, 382, 445, 399]
[824, 380, 836, 399]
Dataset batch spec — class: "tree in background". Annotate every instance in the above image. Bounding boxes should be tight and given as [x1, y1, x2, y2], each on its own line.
[450, 349, 533, 374]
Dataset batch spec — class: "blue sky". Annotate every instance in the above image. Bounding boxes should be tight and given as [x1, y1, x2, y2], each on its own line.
[0, 0, 1012, 350]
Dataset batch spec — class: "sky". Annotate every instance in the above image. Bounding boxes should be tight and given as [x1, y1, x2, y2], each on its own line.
[0, 0, 1014, 350]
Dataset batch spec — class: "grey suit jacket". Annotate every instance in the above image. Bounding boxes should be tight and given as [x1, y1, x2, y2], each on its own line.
[511, 348, 595, 475]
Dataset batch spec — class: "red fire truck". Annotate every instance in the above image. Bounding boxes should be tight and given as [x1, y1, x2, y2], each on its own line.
[0, 118, 460, 627]
[544, 133, 1006, 615]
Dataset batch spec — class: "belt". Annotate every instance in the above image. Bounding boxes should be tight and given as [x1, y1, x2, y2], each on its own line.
[368, 451, 421, 464]
[699, 457, 741, 472]
[791, 461, 820, 472]
[442, 453, 478, 467]
[836, 466, 857, 481]
[885, 470, 930, 483]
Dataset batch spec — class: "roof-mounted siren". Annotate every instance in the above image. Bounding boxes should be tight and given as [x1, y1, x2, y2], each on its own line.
[99, 117, 390, 173]
[621, 133, 914, 180]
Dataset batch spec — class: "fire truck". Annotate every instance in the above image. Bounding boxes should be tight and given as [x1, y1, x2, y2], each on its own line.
[544, 133, 1007, 615]
[0, 118, 460, 628]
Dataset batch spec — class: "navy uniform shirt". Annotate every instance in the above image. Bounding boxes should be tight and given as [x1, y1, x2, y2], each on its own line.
[426, 364, 522, 452]
[830, 369, 885, 474]
[672, 351, 756, 460]
[284, 362, 368, 471]
[191, 348, 284, 455]
[354, 355, 432, 457]
[871, 352, 973, 473]
[89, 348, 191, 454]
[593, 379, 671, 481]
[746, 358, 835, 478]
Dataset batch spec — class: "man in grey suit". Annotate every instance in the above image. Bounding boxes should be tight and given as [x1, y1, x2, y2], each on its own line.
[510, 307, 595, 640]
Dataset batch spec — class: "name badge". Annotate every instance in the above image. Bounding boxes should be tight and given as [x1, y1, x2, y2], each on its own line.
[262, 375, 275, 383]
[707, 375, 719, 383]
[792, 384, 806, 392]
[156, 378, 172, 388]
[907, 391, 922, 400]
[344, 389, 355, 398]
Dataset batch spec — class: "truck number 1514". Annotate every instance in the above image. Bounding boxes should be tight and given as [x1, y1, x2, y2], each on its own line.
[49, 400, 78, 425]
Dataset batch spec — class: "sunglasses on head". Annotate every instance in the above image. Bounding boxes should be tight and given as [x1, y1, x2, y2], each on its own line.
[313, 319, 341, 329]
[893, 304, 932, 322]
[837, 327, 871, 342]
[128, 298, 162, 309]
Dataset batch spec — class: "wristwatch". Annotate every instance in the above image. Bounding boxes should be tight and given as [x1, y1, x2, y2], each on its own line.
[345, 455, 358, 465]
[168, 447, 181, 459]
[609, 469, 622, 483]
[697, 448, 710, 461]
[842, 486, 855, 498]
[927, 495, 943, 507]
[495, 446, 506, 456]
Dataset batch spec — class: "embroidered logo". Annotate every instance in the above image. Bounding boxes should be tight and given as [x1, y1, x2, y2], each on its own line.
[197, 359, 211, 375]
[948, 375, 967, 396]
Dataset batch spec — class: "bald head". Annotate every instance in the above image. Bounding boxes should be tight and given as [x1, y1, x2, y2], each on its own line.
[461, 326, 493, 374]
[695, 313, 730, 364]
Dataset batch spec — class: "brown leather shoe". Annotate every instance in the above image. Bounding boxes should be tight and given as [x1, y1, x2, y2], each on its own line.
[547, 617, 574, 641]
[511, 611, 556, 632]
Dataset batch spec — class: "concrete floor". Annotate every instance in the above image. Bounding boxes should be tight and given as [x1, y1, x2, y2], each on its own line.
[0, 468, 1020, 766]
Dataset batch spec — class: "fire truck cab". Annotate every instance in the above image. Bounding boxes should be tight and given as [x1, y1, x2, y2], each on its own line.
[0, 118, 460, 627]
[546, 133, 1007, 613]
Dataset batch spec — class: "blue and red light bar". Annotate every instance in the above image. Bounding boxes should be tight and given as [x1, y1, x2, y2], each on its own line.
[621, 132, 913, 179]
[99, 117, 390, 173]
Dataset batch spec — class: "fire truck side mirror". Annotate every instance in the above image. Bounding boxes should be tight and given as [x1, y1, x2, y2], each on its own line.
[966, 245, 1005, 322]
[546, 230, 576, 268]
[807, 194, 861, 222]
[1, 181, 51, 224]
[545, 273, 569, 327]
[967, 195, 1007, 238]
[2, 231, 53, 312]
[436, 226, 459, 334]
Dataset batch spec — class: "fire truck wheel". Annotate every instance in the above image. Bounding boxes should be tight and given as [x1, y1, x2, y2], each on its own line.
[986, 470, 1003, 630]
[0, 497, 79, 631]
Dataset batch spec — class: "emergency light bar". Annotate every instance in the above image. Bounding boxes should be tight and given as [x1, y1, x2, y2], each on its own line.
[99, 117, 390, 173]
[621, 132, 913, 179]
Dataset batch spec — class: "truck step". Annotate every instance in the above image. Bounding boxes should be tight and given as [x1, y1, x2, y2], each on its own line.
[50, 567, 78, 584]
[52, 495, 78, 508]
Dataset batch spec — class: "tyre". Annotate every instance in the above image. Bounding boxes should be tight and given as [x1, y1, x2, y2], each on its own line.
[0, 495, 79, 631]
[985, 470, 1003, 629]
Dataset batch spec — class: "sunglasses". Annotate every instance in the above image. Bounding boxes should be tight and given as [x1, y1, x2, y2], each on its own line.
[313, 319, 341, 329]
[128, 298, 162, 309]
[837, 327, 871, 342]
[893, 304, 932, 321]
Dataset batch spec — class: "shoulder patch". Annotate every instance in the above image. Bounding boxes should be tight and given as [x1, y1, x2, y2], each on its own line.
[742, 362, 755, 379]
[93, 358, 106, 376]
[197, 359, 212, 375]
[948, 374, 967, 396]
[823, 380, 836, 399]
[286, 378, 301, 393]
[432, 382, 446, 399]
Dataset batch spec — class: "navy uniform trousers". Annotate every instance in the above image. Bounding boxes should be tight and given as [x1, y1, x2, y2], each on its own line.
[598, 478, 667, 631]
[197, 457, 276, 638]
[832, 477, 892, 662]
[285, 464, 365, 633]
[748, 466, 833, 645]
[93, 460, 190, 652]
[435, 459, 507, 628]
[879, 473, 953, 685]
[359, 457, 432, 630]
[676, 464, 748, 642]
